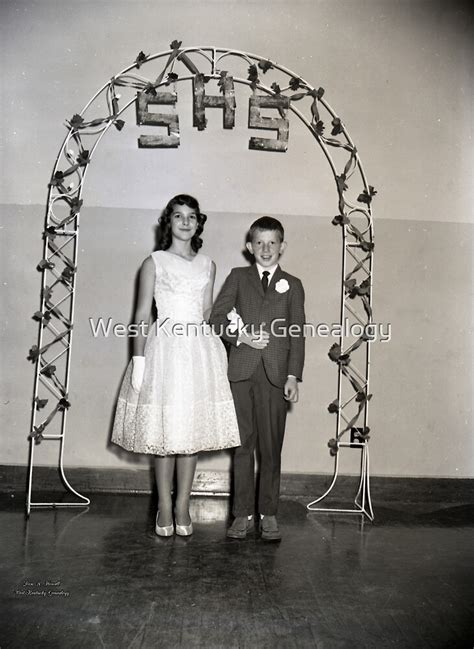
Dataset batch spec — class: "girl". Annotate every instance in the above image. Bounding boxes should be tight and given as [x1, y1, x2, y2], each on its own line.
[111, 195, 240, 536]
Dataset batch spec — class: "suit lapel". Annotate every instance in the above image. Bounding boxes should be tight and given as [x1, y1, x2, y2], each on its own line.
[249, 264, 265, 298]
[267, 265, 283, 296]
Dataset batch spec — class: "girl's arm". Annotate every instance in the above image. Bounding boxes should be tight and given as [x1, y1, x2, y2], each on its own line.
[132, 256, 155, 356]
[202, 260, 216, 321]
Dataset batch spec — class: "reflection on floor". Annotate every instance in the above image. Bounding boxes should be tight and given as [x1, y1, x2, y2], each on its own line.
[1, 494, 473, 648]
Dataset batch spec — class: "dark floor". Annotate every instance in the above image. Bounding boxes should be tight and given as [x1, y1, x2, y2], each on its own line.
[0, 493, 473, 649]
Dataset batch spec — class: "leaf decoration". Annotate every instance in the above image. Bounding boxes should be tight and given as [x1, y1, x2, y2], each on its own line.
[144, 82, 157, 96]
[69, 197, 83, 215]
[29, 425, 45, 444]
[58, 398, 71, 410]
[50, 171, 65, 186]
[34, 397, 48, 410]
[42, 365, 56, 378]
[32, 311, 51, 323]
[68, 114, 84, 129]
[289, 92, 307, 102]
[61, 267, 75, 282]
[331, 117, 343, 136]
[170, 40, 182, 50]
[352, 427, 371, 442]
[247, 64, 259, 90]
[357, 186, 377, 205]
[327, 400, 339, 414]
[335, 174, 348, 193]
[77, 150, 90, 166]
[361, 324, 375, 341]
[42, 285, 53, 301]
[114, 119, 125, 131]
[328, 343, 341, 362]
[27, 345, 40, 362]
[37, 259, 55, 271]
[166, 72, 178, 84]
[328, 343, 351, 366]
[217, 71, 228, 94]
[346, 278, 371, 299]
[289, 76, 301, 90]
[314, 120, 325, 136]
[358, 278, 371, 295]
[258, 59, 273, 73]
[270, 82, 281, 95]
[359, 240, 375, 253]
[43, 229, 56, 242]
[135, 51, 148, 69]
[332, 214, 350, 226]
[356, 391, 373, 403]
[327, 438, 339, 456]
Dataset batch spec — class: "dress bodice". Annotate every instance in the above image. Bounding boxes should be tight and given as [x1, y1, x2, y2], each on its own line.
[151, 250, 211, 323]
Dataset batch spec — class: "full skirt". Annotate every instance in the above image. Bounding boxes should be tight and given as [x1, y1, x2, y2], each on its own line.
[111, 321, 241, 455]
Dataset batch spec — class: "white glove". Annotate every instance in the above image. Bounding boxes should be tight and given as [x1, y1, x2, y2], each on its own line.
[227, 308, 244, 347]
[131, 356, 145, 392]
[227, 307, 244, 333]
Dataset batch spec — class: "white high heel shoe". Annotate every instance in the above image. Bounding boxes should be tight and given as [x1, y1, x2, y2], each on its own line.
[175, 521, 193, 536]
[155, 511, 174, 537]
[174, 510, 193, 536]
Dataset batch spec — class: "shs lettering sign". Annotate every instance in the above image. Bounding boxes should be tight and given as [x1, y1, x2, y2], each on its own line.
[136, 73, 290, 152]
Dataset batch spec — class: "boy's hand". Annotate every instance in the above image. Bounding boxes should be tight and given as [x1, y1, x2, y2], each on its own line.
[284, 376, 299, 402]
[238, 326, 270, 349]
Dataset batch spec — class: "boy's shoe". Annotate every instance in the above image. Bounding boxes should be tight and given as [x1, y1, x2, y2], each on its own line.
[260, 515, 281, 541]
[226, 516, 254, 539]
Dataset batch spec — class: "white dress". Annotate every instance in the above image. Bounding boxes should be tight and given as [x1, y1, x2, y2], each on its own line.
[111, 250, 241, 455]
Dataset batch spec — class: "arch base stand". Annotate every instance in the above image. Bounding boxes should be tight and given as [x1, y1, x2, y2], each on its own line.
[306, 440, 374, 522]
[26, 439, 90, 517]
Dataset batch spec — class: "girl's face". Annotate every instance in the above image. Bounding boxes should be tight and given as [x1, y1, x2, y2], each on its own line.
[170, 203, 198, 242]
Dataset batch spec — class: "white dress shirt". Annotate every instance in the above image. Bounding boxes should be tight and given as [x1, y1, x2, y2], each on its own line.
[255, 262, 278, 283]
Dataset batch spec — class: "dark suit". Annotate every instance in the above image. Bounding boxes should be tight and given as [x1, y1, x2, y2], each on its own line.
[210, 264, 305, 516]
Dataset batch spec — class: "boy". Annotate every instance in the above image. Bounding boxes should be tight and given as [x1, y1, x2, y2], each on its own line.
[210, 217, 305, 540]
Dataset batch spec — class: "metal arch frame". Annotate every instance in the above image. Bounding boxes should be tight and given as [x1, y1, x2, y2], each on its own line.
[26, 45, 375, 518]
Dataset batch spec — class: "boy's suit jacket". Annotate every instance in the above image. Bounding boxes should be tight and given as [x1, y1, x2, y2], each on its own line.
[210, 264, 305, 388]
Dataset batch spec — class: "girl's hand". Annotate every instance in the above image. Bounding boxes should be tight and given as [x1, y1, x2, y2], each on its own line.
[131, 356, 145, 392]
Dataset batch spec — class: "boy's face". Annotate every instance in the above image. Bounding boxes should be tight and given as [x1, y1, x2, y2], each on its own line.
[246, 228, 286, 268]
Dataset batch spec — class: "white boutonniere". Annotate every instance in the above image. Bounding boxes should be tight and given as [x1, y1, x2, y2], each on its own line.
[275, 279, 290, 294]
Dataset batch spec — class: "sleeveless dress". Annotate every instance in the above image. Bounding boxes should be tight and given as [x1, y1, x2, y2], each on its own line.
[111, 250, 241, 455]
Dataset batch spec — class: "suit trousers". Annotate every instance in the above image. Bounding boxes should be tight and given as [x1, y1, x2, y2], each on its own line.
[230, 360, 288, 517]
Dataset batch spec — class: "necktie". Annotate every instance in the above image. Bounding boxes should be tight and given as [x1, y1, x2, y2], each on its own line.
[262, 271, 270, 293]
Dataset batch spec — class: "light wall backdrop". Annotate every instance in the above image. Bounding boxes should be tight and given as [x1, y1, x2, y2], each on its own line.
[1, 0, 473, 480]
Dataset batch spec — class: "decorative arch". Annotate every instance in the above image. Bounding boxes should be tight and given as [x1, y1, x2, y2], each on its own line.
[27, 42, 375, 518]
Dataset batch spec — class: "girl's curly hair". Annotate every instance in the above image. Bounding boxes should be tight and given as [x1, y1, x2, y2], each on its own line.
[155, 194, 207, 252]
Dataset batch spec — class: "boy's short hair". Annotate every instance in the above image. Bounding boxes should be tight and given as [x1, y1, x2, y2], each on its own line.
[248, 216, 285, 242]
